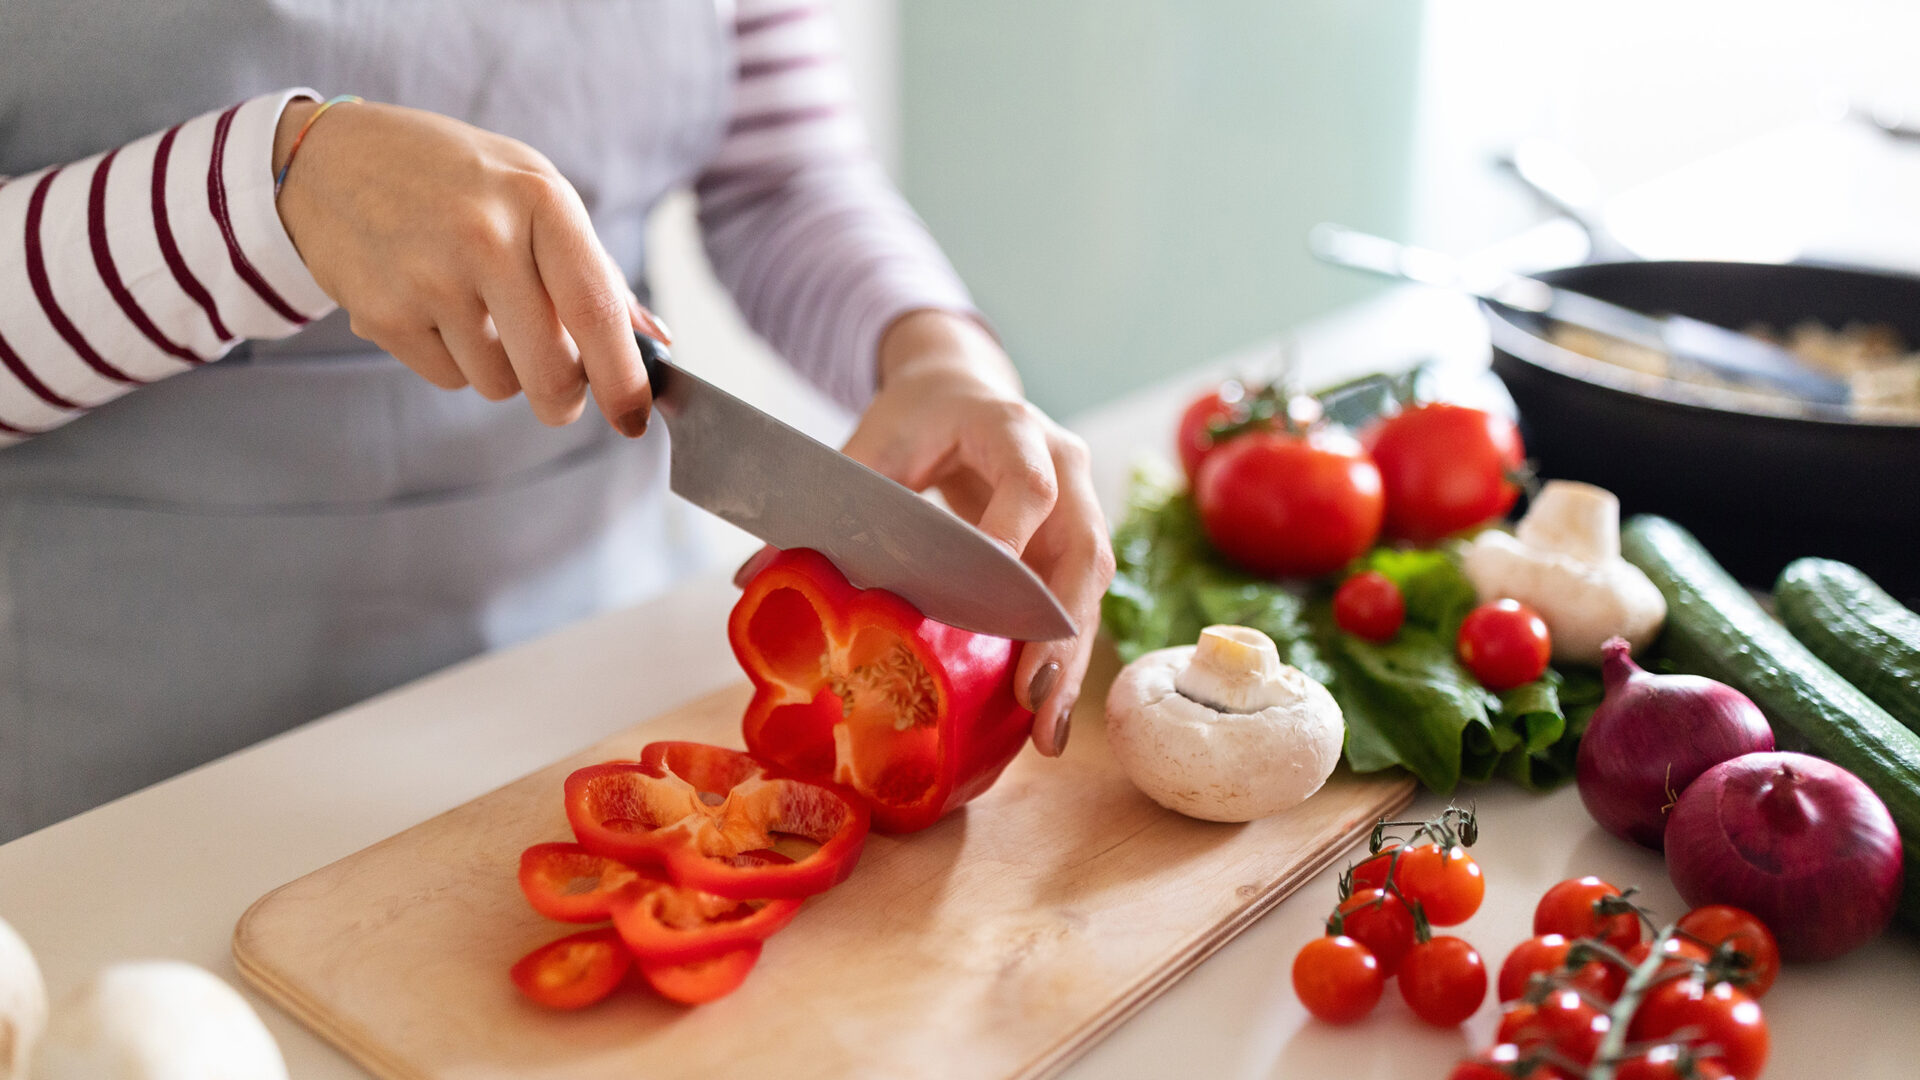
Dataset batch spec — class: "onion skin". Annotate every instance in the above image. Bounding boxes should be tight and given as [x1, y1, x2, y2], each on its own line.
[1576, 638, 1774, 850]
[1666, 751, 1903, 962]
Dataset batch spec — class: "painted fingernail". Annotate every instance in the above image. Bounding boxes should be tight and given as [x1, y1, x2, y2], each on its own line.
[1051, 705, 1074, 756]
[616, 407, 650, 438]
[1028, 661, 1061, 711]
[635, 306, 673, 345]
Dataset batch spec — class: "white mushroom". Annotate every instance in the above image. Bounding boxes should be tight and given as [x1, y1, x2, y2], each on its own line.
[0, 914, 47, 1080]
[1106, 625, 1345, 822]
[1460, 480, 1667, 665]
[35, 961, 288, 1080]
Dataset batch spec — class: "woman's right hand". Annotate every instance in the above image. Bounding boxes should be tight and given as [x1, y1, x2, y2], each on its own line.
[272, 98, 665, 436]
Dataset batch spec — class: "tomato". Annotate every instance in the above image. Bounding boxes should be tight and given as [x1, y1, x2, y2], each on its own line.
[1192, 427, 1385, 578]
[1327, 888, 1416, 976]
[1398, 935, 1487, 1026]
[1448, 1045, 1567, 1080]
[1457, 599, 1552, 691]
[1613, 1044, 1733, 1080]
[1332, 570, 1406, 642]
[1364, 402, 1524, 543]
[509, 928, 632, 1010]
[1350, 843, 1483, 926]
[1176, 382, 1251, 481]
[1625, 935, 1713, 985]
[636, 942, 763, 1005]
[1499, 934, 1571, 1002]
[1495, 987, 1611, 1068]
[1629, 978, 1769, 1080]
[1291, 934, 1384, 1024]
[1676, 905, 1781, 998]
[1534, 877, 1642, 951]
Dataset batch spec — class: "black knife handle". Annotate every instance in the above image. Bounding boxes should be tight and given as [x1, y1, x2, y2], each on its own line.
[635, 330, 671, 388]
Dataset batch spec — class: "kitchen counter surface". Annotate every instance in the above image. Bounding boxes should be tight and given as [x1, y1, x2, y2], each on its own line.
[4, 261, 1917, 1078]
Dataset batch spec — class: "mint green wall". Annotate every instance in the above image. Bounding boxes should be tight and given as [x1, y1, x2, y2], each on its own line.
[901, 1, 1423, 415]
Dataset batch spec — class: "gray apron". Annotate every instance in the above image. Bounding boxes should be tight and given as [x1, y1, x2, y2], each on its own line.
[0, 0, 737, 840]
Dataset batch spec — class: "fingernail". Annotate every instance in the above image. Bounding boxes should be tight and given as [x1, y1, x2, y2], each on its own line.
[1028, 661, 1061, 712]
[616, 407, 650, 438]
[1051, 705, 1074, 756]
[635, 306, 673, 345]
[733, 546, 777, 588]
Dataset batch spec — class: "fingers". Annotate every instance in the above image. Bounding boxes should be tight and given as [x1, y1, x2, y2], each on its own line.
[530, 186, 654, 437]
[377, 326, 468, 390]
[434, 301, 516, 399]
[1012, 431, 1115, 758]
[966, 402, 1060, 557]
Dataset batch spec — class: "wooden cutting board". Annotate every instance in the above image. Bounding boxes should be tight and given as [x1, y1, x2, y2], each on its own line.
[234, 646, 1414, 1080]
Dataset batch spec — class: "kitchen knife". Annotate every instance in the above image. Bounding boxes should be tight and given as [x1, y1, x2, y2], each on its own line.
[636, 332, 1077, 642]
[1309, 223, 1851, 405]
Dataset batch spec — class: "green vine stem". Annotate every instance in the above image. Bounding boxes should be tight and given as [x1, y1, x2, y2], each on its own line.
[1586, 925, 1682, 1080]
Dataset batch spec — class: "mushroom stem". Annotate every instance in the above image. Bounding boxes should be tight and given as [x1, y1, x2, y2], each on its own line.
[1174, 625, 1288, 712]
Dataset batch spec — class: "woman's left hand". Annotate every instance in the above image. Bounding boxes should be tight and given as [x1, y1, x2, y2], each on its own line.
[829, 310, 1114, 758]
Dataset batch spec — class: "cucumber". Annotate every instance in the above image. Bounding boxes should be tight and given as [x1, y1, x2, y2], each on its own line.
[1777, 558, 1920, 736]
[1620, 515, 1920, 928]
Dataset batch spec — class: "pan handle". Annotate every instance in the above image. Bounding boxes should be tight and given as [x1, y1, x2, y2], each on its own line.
[1497, 140, 1637, 264]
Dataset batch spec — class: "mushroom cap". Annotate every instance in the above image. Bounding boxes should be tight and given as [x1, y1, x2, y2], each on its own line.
[1462, 529, 1666, 664]
[0, 915, 46, 1080]
[1106, 644, 1345, 822]
[36, 961, 288, 1080]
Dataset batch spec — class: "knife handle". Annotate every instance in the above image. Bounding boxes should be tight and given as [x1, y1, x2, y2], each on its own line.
[635, 330, 671, 388]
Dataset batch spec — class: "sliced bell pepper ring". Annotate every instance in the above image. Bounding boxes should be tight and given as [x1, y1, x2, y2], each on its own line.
[509, 927, 631, 1010]
[728, 547, 1035, 833]
[518, 842, 653, 923]
[564, 741, 869, 899]
[636, 942, 763, 1006]
[608, 850, 803, 966]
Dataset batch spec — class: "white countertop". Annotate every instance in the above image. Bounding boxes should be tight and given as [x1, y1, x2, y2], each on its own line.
[4, 272, 1918, 1079]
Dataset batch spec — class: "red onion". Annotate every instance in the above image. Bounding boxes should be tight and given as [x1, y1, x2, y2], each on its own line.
[1576, 638, 1774, 850]
[1666, 751, 1903, 961]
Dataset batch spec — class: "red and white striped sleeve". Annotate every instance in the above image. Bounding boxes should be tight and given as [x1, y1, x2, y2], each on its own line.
[0, 89, 336, 446]
[697, 0, 980, 412]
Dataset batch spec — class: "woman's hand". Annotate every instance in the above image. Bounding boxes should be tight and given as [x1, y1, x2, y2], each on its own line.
[832, 310, 1114, 757]
[273, 98, 668, 435]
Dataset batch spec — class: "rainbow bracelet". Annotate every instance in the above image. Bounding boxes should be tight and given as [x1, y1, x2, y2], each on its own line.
[274, 94, 362, 197]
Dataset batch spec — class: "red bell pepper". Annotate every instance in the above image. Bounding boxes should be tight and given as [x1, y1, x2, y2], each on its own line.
[564, 741, 868, 900]
[517, 842, 650, 923]
[607, 851, 803, 965]
[636, 942, 763, 1005]
[728, 547, 1034, 833]
[509, 928, 631, 1010]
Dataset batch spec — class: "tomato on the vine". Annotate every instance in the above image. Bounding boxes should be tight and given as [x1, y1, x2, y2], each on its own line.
[1613, 1044, 1733, 1080]
[1349, 843, 1483, 926]
[1495, 987, 1610, 1068]
[1625, 935, 1713, 984]
[1676, 905, 1781, 998]
[1629, 978, 1769, 1080]
[1458, 599, 1552, 690]
[1327, 888, 1416, 976]
[1291, 934, 1383, 1024]
[1333, 571, 1406, 643]
[1534, 877, 1641, 951]
[1363, 401, 1524, 543]
[1176, 382, 1251, 482]
[1192, 427, 1384, 578]
[1448, 1044, 1567, 1080]
[1398, 935, 1486, 1026]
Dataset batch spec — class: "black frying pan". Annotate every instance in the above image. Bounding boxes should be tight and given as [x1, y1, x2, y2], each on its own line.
[1484, 260, 1920, 602]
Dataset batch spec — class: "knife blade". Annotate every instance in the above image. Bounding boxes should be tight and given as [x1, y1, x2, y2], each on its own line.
[636, 333, 1077, 642]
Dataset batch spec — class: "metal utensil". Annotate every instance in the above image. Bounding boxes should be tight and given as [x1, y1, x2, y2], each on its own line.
[636, 333, 1076, 641]
[1308, 223, 1850, 405]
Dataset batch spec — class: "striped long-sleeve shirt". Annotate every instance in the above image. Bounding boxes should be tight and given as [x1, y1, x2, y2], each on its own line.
[0, 0, 974, 445]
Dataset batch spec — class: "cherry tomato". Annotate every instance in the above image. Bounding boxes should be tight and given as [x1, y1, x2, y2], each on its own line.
[1676, 905, 1781, 998]
[1327, 888, 1416, 976]
[1495, 933, 1627, 1002]
[1625, 935, 1714, 985]
[1333, 570, 1406, 642]
[1291, 934, 1384, 1024]
[1350, 843, 1483, 926]
[509, 928, 632, 1010]
[1629, 978, 1769, 1080]
[1613, 1044, 1733, 1080]
[1399, 935, 1486, 1026]
[1193, 427, 1385, 578]
[1534, 877, 1642, 951]
[636, 942, 763, 1005]
[1495, 987, 1611, 1068]
[1364, 401, 1524, 543]
[1177, 382, 1250, 481]
[1448, 1044, 1568, 1080]
[1457, 599, 1552, 691]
